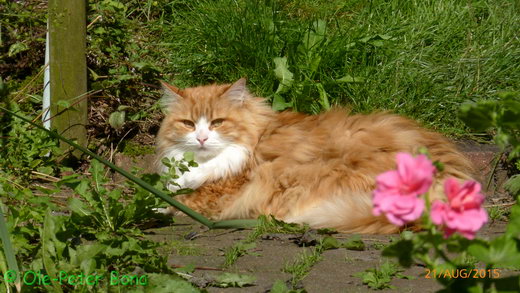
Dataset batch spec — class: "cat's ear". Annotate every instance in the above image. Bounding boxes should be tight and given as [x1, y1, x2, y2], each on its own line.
[223, 78, 249, 104]
[160, 81, 183, 111]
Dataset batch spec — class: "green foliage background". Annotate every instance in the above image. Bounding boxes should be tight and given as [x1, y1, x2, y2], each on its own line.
[2, 0, 519, 139]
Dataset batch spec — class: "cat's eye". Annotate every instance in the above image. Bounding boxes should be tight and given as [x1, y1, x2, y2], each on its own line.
[211, 118, 224, 128]
[181, 120, 195, 129]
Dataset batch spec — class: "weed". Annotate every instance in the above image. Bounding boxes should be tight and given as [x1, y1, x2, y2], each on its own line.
[223, 241, 258, 268]
[371, 241, 389, 250]
[283, 246, 323, 288]
[247, 215, 309, 242]
[488, 206, 508, 222]
[213, 272, 256, 288]
[354, 260, 414, 290]
[270, 279, 306, 293]
[167, 240, 203, 256]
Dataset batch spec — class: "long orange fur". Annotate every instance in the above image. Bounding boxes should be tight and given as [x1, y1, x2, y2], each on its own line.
[156, 79, 475, 234]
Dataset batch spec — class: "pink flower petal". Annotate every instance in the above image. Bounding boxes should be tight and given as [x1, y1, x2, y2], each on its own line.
[435, 178, 487, 239]
[430, 201, 446, 225]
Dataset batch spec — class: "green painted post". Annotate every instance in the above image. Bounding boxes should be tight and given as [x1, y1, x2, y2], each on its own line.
[48, 0, 88, 156]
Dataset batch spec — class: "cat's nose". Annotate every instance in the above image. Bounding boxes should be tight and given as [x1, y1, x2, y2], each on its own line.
[197, 136, 209, 145]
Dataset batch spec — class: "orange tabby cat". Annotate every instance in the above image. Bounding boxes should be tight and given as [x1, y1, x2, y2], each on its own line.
[156, 78, 474, 233]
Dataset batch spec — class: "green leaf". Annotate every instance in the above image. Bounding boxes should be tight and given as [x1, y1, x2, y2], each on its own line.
[272, 94, 293, 111]
[87, 67, 101, 80]
[214, 272, 256, 288]
[315, 83, 330, 110]
[343, 236, 366, 251]
[109, 110, 126, 129]
[8, 42, 29, 57]
[42, 211, 65, 293]
[459, 101, 496, 131]
[320, 236, 341, 250]
[36, 166, 54, 175]
[507, 204, 520, 236]
[468, 236, 520, 268]
[270, 280, 290, 293]
[0, 200, 21, 291]
[382, 239, 414, 267]
[173, 264, 196, 274]
[302, 19, 327, 52]
[68, 198, 92, 217]
[183, 151, 195, 162]
[504, 175, 520, 197]
[117, 105, 131, 111]
[273, 57, 294, 94]
[144, 273, 200, 293]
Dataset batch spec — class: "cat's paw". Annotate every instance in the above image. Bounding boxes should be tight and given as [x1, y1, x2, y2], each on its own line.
[173, 169, 206, 190]
[152, 206, 184, 216]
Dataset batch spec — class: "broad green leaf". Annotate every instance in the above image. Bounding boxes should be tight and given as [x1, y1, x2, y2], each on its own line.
[504, 175, 520, 197]
[382, 239, 414, 267]
[458, 101, 496, 131]
[0, 200, 21, 291]
[270, 280, 290, 293]
[320, 236, 341, 250]
[468, 236, 520, 268]
[506, 204, 520, 236]
[8, 42, 29, 57]
[214, 272, 256, 288]
[109, 110, 126, 129]
[42, 211, 65, 293]
[68, 198, 92, 217]
[139, 273, 200, 293]
[183, 151, 195, 162]
[302, 19, 326, 52]
[273, 57, 294, 93]
[343, 237, 365, 251]
[272, 94, 292, 111]
[359, 34, 394, 47]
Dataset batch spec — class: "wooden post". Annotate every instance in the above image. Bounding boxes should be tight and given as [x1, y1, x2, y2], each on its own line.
[48, 0, 88, 156]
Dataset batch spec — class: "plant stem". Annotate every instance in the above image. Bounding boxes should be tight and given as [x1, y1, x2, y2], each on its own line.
[3, 108, 215, 228]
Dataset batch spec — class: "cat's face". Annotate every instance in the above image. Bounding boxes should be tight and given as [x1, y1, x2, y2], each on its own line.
[157, 79, 267, 162]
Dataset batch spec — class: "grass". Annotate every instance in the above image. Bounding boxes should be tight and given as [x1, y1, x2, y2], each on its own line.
[223, 241, 258, 268]
[158, 0, 520, 136]
[4, 0, 519, 139]
[488, 206, 510, 222]
[282, 246, 323, 288]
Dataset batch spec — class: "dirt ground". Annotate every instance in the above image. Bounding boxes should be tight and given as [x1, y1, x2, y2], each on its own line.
[144, 216, 509, 293]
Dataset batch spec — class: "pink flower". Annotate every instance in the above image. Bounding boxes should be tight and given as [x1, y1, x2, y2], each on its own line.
[373, 153, 436, 226]
[430, 178, 488, 239]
